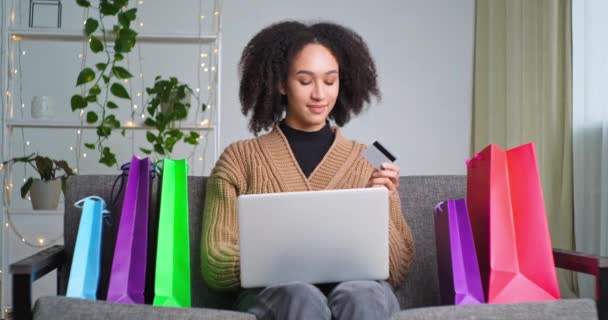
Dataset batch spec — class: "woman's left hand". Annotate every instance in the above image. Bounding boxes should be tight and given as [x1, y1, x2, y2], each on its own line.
[366, 162, 400, 193]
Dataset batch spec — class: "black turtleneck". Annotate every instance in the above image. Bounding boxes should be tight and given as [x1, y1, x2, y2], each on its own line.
[279, 120, 335, 177]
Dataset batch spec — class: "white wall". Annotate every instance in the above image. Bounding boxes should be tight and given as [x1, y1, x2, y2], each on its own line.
[220, 0, 475, 175]
[0, 0, 475, 309]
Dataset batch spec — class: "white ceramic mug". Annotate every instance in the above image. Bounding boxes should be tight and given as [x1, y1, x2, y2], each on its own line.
[31, 96, 55, 119]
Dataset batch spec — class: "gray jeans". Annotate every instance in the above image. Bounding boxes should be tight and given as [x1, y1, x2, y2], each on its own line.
[236, 280, 400, 320]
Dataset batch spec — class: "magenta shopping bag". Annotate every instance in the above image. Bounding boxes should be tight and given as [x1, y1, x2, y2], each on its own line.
[106, 157, 152, 304]
[434, 199, 485, 305]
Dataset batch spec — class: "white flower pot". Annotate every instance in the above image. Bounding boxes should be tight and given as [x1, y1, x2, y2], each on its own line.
[31, 96, 56, 119]
[30, 179, 62, 210]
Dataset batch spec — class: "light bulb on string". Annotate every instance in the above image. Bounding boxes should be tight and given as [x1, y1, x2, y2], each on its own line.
[195, 88, 200, 92]
[22, 50, 26, 55]
[201, 63, 206, 68]
[26, 140, 30, 146]
[139, 73, 143, 78]
[137, 92, 141, 97]
[38, 238, 45, 245]
[139, 22, 144, 27]
[204, 68, 209, 73]
[83, 153, 87, 158]
[4, 223, 8, 228]
[214, 11, 219, 16]
[21, 103, 25, 109]
[201, 53, 208, 58]
[133, 104, 138, 110]
[70, 146, 74, 151]
[200, 15, 205, 20]
[77, 129, 81, 135]
[78, 53, 83, 59]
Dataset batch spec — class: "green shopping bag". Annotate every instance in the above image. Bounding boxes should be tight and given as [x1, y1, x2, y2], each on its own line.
[153, 158, 191, 307]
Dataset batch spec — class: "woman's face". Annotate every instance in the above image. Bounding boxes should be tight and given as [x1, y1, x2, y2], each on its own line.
[282, 43, 339, 132]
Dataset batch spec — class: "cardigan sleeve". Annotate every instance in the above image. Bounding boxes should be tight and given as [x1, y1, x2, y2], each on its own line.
[200, 144, 245, 290]
[387, 189, 415, 287]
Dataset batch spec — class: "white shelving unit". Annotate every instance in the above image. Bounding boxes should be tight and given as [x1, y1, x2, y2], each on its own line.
[0, 1, 223, 315]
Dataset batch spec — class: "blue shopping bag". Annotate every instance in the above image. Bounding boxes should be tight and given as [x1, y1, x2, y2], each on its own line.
[66, 196, 110, 300]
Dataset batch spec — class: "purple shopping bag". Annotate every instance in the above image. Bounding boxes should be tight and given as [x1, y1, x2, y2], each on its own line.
[434, 199, 485, 305]
[106, 156, 152, 304]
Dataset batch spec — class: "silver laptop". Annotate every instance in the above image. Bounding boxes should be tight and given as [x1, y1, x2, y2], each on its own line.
[238, 187, 389, 288]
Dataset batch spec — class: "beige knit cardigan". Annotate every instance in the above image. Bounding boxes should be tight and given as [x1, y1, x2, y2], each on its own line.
[201, 125, 414, 290]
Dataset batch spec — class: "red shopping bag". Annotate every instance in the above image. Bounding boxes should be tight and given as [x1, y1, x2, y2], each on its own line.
[466, 143, 560, 303]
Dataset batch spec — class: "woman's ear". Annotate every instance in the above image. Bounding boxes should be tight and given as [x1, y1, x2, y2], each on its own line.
[278, 82, 286, 95]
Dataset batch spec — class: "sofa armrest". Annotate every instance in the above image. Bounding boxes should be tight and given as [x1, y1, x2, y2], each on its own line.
[553, 248, 608, 320]
[10, 245, 65, 320]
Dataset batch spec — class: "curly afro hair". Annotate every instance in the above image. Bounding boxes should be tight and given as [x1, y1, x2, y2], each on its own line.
[238, 21, 381, 135]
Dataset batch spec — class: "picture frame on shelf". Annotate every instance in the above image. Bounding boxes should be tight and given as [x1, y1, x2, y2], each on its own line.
[28, 0, 62, 29]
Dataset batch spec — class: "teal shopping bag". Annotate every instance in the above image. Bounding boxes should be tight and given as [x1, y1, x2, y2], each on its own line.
[66, 196, 110, 300]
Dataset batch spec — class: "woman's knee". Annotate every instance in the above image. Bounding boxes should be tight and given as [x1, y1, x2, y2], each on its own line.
[327, 280, 400, 319]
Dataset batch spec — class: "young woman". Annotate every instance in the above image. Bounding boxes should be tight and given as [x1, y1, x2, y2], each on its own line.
[201, 21, 414, 320]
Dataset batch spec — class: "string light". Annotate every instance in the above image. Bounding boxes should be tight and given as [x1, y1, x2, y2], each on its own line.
[5, 223, 8, 228]
[141, 114, 145, 119]
[214, 11, 219, 16]
[77, 129, 81, 135]
[214, 48, 218, 54]
[201, 63, 205, 67]
[26, 140, 30, 146]
[139, 73, 143, 78]
[138, 0, 143, 4]
[204, 68, 208, 72]
[211, 66, 216, 72]
[200, 15, 205, 20]
[124, 79, 129, 83]
[137, 92, 141, 97]
[78, 53, 83, 59]
[14, 69, 18, 74]
[195, 88, 200, 92]
[21, 103, 25, 109]
[200, 119, 209, 127]
[207, 85, 211, 90]
[200, 53, 208, 58]
[139, 22, 144, 27]
[199, 156, 203, 161]
[133, 104, 138, 110]
[22, 50, 26, 55]
[83, 153, 87, 158]
[38, 238, 45, 245]
[70, 146, 74, 151]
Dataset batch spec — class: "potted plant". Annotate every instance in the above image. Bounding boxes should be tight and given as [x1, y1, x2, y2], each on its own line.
[2, 153, 75, 210]
[140, 76, 206, 158]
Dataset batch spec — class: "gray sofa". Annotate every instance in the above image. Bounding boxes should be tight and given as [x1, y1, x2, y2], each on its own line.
[11, 175, 605, 319]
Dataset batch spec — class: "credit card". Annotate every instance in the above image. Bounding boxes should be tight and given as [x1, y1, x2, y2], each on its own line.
[362, 141, 396, 170]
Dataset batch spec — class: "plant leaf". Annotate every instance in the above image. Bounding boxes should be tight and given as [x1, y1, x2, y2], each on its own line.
[118, 12, 130, 28]
[99, 1, 119, 15]
[76, 0, 91, 7]
[20, 177, 34, 199]
[89, 84, 101, 95]
[107, 101, 119, 109]
[139, 148, 152, 155]
[124, 8, 137, 21]
[85, 94, 97, 102]
[110, 82, 131, 99]
[76, 68, 95, 86]
[84, 18, 98, 36]
[100, 147, 117, 167]
[70, 94, 87, 110]
[89, 36, 103, 53]
[96, 125, 112, 138]
[86, 111, 98, 124]
[84, 143, 95, 150]
[114, 53, 124, 61]
[95, 63, 107, 71]
[146, 131, 156, 143]
[112, 66, 133, 79]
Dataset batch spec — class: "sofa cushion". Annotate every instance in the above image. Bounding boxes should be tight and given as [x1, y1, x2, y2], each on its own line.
[391, 298, 598, 320]
[33, 296, 256, 320]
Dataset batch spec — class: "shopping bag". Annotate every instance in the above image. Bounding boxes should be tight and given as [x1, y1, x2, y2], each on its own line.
[106, 157, 152, 304]
[466, 143, 560, 303]
[66, 196, 110, 300]
[153, 158, 191, 307]
[434, 199, 485, 305]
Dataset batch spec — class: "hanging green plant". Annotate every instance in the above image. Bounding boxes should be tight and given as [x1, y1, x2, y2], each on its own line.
[70, 0, 138, 167]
